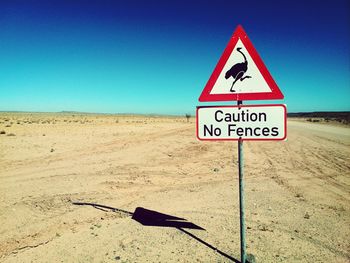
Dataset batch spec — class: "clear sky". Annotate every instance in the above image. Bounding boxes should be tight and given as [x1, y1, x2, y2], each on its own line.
[0, 0, 349, 115]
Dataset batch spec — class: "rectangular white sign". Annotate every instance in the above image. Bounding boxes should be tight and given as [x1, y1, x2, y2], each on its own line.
[196, 104, 287, 141]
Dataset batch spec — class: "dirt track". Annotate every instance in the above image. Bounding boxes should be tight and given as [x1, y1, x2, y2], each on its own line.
[0, 113, 349, 262]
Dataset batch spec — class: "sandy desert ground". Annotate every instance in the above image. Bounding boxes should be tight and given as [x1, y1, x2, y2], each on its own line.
[0, 112, 349, 263]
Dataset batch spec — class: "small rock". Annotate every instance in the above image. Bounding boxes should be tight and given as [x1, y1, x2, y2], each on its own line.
[259, 225, 268, 231]
[247, 253, 256, 263]
[213, 168, 219, 172]
[50, 148, 55, 152]
[0, 130, 5, 134]
[304, 212, 310, 219]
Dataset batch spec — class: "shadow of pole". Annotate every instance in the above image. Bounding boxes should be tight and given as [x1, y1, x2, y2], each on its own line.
[72, 201, 240, 262]
[72, 201, 133, 215]
[177, 228, 240, 263]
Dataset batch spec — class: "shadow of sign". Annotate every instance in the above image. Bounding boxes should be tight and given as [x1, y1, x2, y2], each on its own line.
[72, 202, 239, 262]
[131, 207, 204, 230]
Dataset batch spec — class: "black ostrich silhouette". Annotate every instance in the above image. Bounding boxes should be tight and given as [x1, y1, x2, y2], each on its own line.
[225, 47, 251, 92]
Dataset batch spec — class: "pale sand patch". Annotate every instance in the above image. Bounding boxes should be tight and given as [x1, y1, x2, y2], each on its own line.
[0, 113, 349, 262]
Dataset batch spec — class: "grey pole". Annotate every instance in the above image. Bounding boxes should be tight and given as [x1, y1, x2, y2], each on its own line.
[237, 100, 246, 263]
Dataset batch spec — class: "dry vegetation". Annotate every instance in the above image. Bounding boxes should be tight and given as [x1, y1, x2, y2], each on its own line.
[0, 112, 349, 263]
[288, 112, 350, 126]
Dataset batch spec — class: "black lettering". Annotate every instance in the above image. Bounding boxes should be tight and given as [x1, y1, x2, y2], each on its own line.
[204, 125, 221, 136]
[259, 113, 267, 122]
[254, 127, 261, 136]
[228, 124, 236, 136]
[271, 127, 279, 136]
[262, 127, 270, 136]
[214, 127, 221, 136]
[204, 125, 213, 136]
[241, 110, 245, 122]
[250, 113, 257, 122]
[232, 112, 240, 122]
[245, 127, 253, 136]
[236, 127, 244, 136]
[215, 110, 223, 122]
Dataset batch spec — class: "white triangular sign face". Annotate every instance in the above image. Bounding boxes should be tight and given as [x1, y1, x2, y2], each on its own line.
[209, 39, 271, 95]
[199, 25, 283, 102]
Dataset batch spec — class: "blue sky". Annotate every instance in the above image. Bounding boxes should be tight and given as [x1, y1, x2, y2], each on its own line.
[0, 0, 349, 115]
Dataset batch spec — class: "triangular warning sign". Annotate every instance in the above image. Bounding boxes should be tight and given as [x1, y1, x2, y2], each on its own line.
[199, 25, 284, 102]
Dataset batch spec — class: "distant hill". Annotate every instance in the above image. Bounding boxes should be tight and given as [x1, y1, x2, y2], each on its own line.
[288, 111, 350, 124]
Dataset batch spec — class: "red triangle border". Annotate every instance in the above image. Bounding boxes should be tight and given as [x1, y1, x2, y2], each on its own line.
[199, 25, 284, 102]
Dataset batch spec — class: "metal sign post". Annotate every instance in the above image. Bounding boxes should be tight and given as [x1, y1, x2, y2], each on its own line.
[197, 25, 286, 263]
[237, 100, 246, 263]
[196, 103, 286, 262]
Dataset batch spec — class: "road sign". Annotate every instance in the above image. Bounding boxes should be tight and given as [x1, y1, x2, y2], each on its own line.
[196, 104, 286, 141]
[199, 25, 284, 102]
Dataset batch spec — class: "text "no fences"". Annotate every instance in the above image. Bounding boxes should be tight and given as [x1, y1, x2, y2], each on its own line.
[196, 105, 286, 141]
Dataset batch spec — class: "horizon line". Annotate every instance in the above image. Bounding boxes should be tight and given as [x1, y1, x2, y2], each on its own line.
[1, 110, 349, 116]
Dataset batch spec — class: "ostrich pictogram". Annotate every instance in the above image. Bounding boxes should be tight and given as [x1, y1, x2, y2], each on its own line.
[225, 47, 251, 92]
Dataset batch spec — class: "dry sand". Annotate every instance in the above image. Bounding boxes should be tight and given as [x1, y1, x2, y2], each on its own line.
[0, 113, 349, 263]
